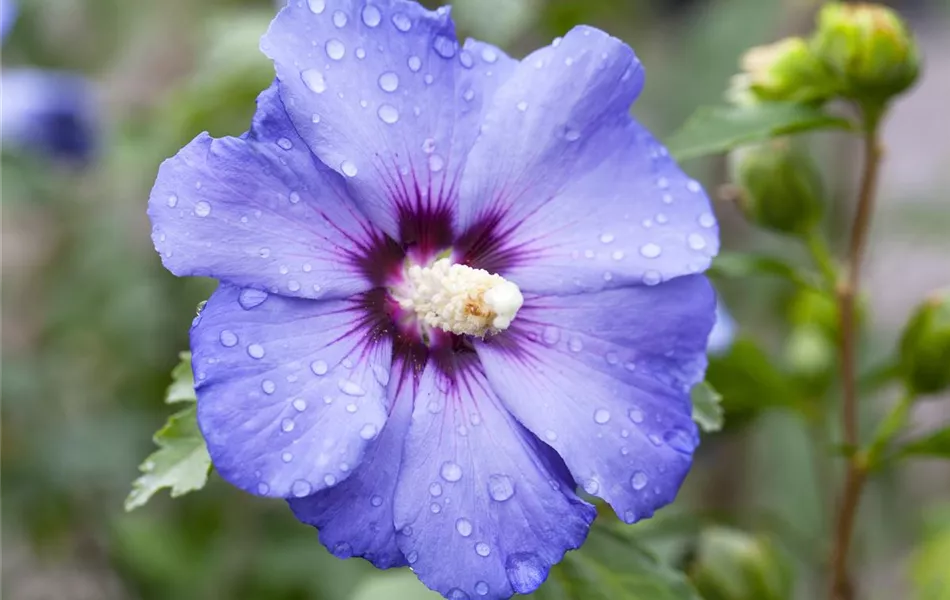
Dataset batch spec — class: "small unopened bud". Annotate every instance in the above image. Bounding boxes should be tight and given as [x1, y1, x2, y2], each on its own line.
[730, 139, 824, 236]
[812, 2, 919, 101]
[900, 292, 950, 395]
[688, 527, 792, 600]
[732, 37, 842, 104]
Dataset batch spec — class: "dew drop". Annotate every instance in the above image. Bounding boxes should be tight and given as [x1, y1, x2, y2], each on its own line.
[166, 194, 178, 208]
[359, 423, 378, 440]
[391, 12, 411, 31]
[301, 69, 327, 94]
[341, 160, 358, 177]
[447, 588, 470, 600]
[361, 4, 381, 26]
[406, 550, 418, 563]
[642, 270, 662, 286]
[542, 326, 560, 346]
[247, 344, 265, 359]
[292, 480, 312, 497]
[257, 482, 270, 495]
[475, 581, 489, 596]
[408, 55, 422, 72]
[325, 39, 345, 60]
[631, 471, 648, 490]
[664, 428, 696, 454]
[377, 104, 399, 124]
[262, 380, 276, 395]
[688, 233, 707, 250]
[371, 495, 383, 507]
[462, 88, 475, 102]
[459, 50, 474, 68]
[281, 418, 295, 432]
[324, 474, 337, 486]
[355, 47, 366, 59]
[429, 482, 443, 497]
[640, 243, 662, 258]
[475, 542, 491, 557]
[433, 35, 457, 58]
[430, 502, 442, 514]
[564, 128, 581, 142]
[583, 479, 600, 494]
[291, 399, 307, 412]
[488, 474, 515, 502]
[332, 9, 347, 27]
[276, 137, 293, 150]
[516, 100, 528, 112]
[687, 180, 702, 193]
[568, 337, 583, 352]
[194, 201, 211, 217]
[219, 329, 238, 347]
[599, 232, 614, 244]
[307, 0, 325, 13]
[455, 517, 473, 537]
[440, 461, 462, 482]
[378, 71, 399, 92]
[339, 379, 366, 396]
[287, 280, 301, 292]
[699, 212, 716, 228]
[428, 154, 445, 172]
[545, 429, 558, 442]
[594, 409, 611, 424]
[238, 288, 268, 309]
[506, 553, 547, 595]
[282, 452, 293, 463]
[310, 360, 328, 376]
[422, 138, 436, 153]
[624, 509, 637, 523]
[628, 407, 644, 423]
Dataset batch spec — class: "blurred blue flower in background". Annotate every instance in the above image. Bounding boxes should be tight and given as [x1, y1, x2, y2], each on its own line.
[708, 297, 737, 356]
[148, 0, 719, 598]
[1, 0, 99, 163]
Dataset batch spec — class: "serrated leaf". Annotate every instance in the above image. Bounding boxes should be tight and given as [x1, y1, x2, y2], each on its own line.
[691, 381, 724, 433]
[531, 521, 702, 600]
[165, 351, 197, 403]
[125, 405, 211, 511]
[667, 103, 852, 161]
[899, 427, 950, 459]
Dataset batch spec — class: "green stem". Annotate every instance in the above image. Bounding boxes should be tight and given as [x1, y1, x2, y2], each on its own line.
[866, 389, 917, 469]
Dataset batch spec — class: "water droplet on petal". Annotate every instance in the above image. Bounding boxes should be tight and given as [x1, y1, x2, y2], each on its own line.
[459, 50, 474, 68]
[292, 480, 311, 497]
[338, 379, 366, 396]
[359, 423, 378, 440]
[361, 4, 381, 26]
[310, 360, 328, 376]
[341, 160, 358, 177]
[600, 232, 614, 244]
[699, 212, 716, 228]
[517, 100, 528, 112]
[688, 233, 707, 250]
[307, 0, 325, 13]
[623, 509, 637, 522]
[568, 337, 583, 352]
[583, 479, 599, 494]
[293, 398, 308, 412]
[430, 502, 442, 514]
[377, 104, 399, 124]
[475, 581, 489, 596]
[332, 9, 347, 27]
[238, 288, 268, 310]
[488, 474, 515, 501]
[408, 55, 422, 72]
[631, 471, 648, 490]
[325, 39, 345, 60]
[447, 588, 470, 600]
[391, 12, 411, 31]
[276, 137, 293, 150]
[282, 452, 293, 463]
[542, 326, 560, 345]
[428, 154, 445, 172]
[545, 429, 558, 442]
[628, 407, 644, 423]
[433, 35, 456, 58]
[166, 194, 178, 207]
[664, 428, 696, 454]
[378, 71, 399, 92]
[219, 330, 238, 347]
[301, 69, 327, 93]
[687, 180, 702, 193]
[324, 474, 337, 486]
[564, 128, 581, 142]
[475, 542, 491, 557]
[455, 518, 473, 537]
[257, 482, 270, 495]
[594, 408, 611, 424]
[371, 495, 383, 507]
[440, 461, 462, 482]
[262, 380, 276, 395]
[194, 201, 211, 217]
[281, 418, 295, 432]
[506, 553, 548, 595]
[640, 243, 662, 258]
[247, 344, 265, 359]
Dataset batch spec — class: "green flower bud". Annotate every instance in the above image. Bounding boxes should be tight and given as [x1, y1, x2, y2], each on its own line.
[730, 139, 824, 236]
[900, 291, 950, 395]
[812, 2, 919, 101]
[731, 37, 842, 104]
[689, 527, 792, 600]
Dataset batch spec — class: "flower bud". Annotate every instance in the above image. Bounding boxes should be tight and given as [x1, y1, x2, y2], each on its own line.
[689, 527, 792, 600]
[732, 37, 842, 104]
[812, 2, 919, 101]
[900, 292, 950, 395]
[730, 139, 824, 236]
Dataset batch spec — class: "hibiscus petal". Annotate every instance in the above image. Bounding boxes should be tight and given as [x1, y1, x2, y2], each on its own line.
[288, 359, 413, 570]
[456, 26, 718, 294]
[149, 84, 383, 300]
[262, 1, 517, 240]
[394, 355, 595, 599]
[475, 275, 715, 523]
[191, 284, 391, 499]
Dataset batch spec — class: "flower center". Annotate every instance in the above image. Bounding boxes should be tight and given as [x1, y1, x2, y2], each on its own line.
[392, 258, 524, 338]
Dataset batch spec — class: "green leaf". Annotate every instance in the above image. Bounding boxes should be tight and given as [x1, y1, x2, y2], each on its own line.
[709, 252, 817, 289]
[349, 570, 442, 600]
[706, 338, 801, 425]
[165, 352, 197, 403]
[125, 353, 211, 511]
[667, 103, 852, 161]
[910, 507, 950, 600]
[898, 427, 950, 459]
[691, 381, 725, 433]
[532, 521, 702, 600]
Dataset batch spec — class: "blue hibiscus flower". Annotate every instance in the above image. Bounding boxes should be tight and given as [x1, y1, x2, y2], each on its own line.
[148, 1, 719, 598]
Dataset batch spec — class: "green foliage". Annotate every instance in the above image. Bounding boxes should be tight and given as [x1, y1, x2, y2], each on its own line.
[666, 103, 851, 161]
[691, 382, 724, 433]
[732, 37, 842, 105]
[706, 338, 799, 424]
[910, 507, 950, 600]
[710, 252, 817, 289]
[125, 353, 211, 511]
[687, 527, 792, 600]
[898, 428, 950, 460]
[899, 292, 950, 395]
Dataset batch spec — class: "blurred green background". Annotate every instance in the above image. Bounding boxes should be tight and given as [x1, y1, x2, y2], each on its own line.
[2, 0, 949, 599]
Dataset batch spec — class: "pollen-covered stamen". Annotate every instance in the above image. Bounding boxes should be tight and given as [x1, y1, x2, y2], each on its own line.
[394, 258, 524, 337]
